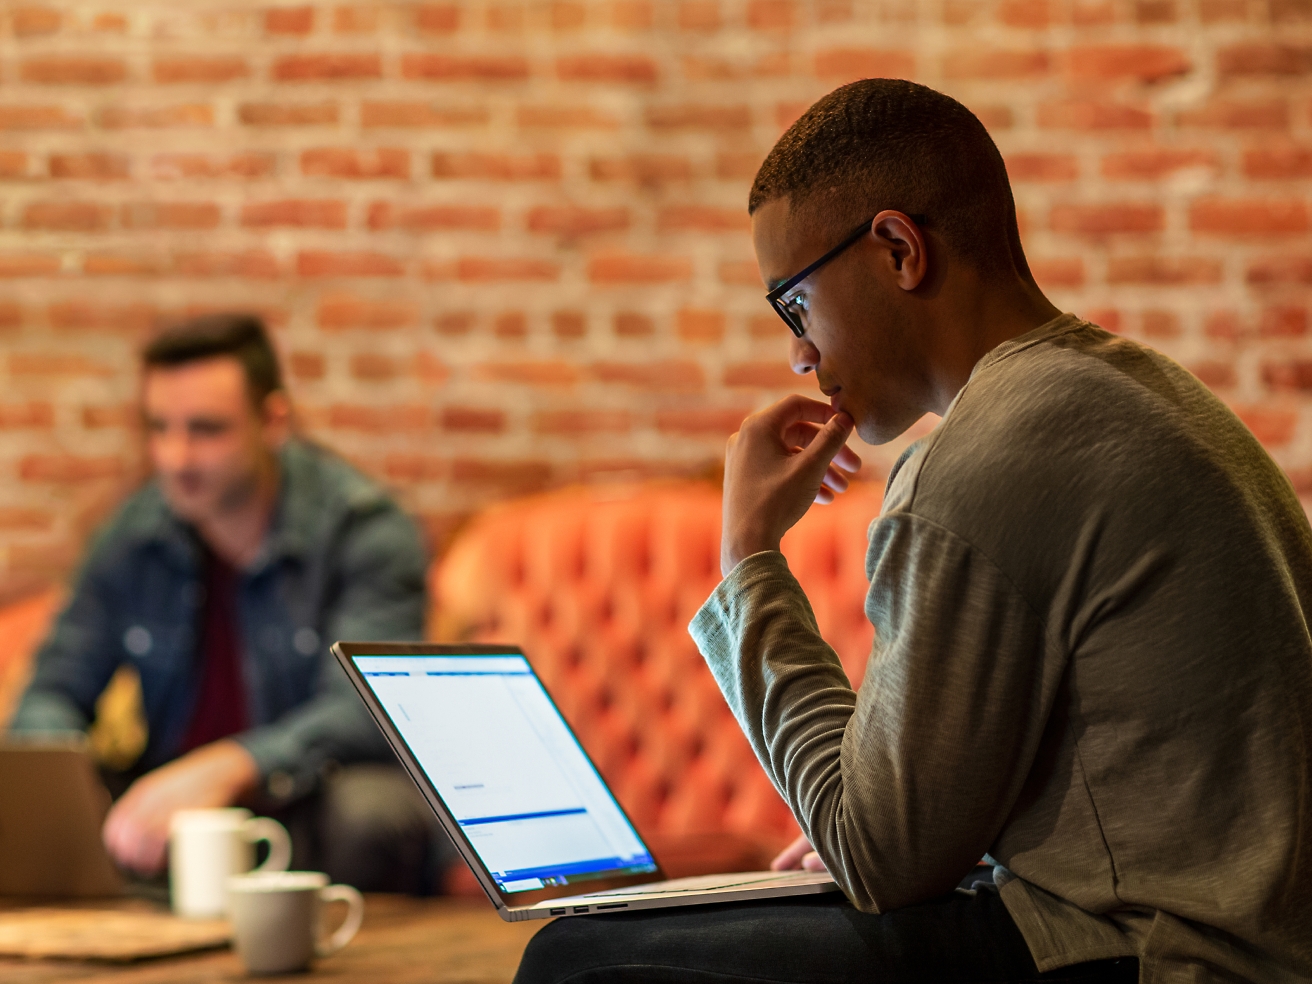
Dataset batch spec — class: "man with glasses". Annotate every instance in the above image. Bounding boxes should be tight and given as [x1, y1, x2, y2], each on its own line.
[516, 80, 1311, 983]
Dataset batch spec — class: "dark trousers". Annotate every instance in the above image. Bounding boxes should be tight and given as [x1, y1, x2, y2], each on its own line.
[513, 887, 1138, 984]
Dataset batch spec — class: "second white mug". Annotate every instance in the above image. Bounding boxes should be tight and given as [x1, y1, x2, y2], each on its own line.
[169, 807, 291, 918]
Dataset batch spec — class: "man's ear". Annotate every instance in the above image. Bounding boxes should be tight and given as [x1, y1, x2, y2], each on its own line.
[871, 211, 928, 292]
[260, 390, 292, 450]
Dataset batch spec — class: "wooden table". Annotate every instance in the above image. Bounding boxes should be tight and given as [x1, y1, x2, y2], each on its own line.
[0, 896, 544, 983]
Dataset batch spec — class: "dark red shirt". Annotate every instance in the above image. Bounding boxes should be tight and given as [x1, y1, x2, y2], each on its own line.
[179, 548, 249, 752]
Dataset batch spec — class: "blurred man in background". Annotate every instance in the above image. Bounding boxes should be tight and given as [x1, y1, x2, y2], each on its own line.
[11, 313, 454, 893]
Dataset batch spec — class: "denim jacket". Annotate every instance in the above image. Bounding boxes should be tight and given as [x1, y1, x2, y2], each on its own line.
[10, 439, 427, 802]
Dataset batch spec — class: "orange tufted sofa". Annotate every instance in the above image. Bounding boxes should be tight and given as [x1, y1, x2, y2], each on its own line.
[432, 480, 883, 876]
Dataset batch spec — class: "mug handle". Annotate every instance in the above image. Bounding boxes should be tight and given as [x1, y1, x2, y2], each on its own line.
[316, 884, 365, 958]
[243, 817, 292, 873]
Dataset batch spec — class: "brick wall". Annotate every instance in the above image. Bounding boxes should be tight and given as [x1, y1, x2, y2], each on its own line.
[1, 0, 1310, 594]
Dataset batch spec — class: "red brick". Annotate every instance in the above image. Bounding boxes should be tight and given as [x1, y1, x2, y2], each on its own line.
[533, 411, 633, 434]
[83, 253, 164, 276]
[557, 55, 658, 83]
[241, 199, 348, 228]
[402, 54, 530, 80]
[494, 313, 524, 343]
[1190, 198, 1308, 235]
[1037, 101, 1153, 130]
[362, 102, 489, 127]
[9, 353, 114, 377]
[658, 206, 749, 232]
[1106, 256, 1222, 284]
[1204, 311, 1244, 340]
[998, 0, 1051, 26]
[151, 152, 274, 179]
[1190, 361, 1235, 389]
[678, 309, 725, 342]
[1006, 153, 1078, 182]
[383, 454, 446, 482]
[22, 201, 111, 231]
[451, 459, 553, 492]
[475, 361, 580, 385]
[724, 362, 796, 387]
[944, 48, 1049, 79]
[1200, 0, 1247, 19]
[367, 202, 500, 231]
[1050, 203, 1164, 236]
[20, 455, 123, 482]
[716, 152, 762, 180]
[0, 402, 54, 428]
[588, 253, 694, 283]
[719, 260, 763, 286]
[747, 0, 795, 29]
[297, 251, 404, 277]
[289, 351, 325, 380]
[1083, 308, 1122, 333]
[1246, 256, 1312, 283]
[1029, 257, 1085, 288]
[48, 153, 129, 180]
[552, 311, 587, 339]
[655, 409, 749, 434]
[13, 7, 61, 35]
[1261, 306, 1307, 337]
[239, 102, 339, 126]
[302, 147, 409, 179]
[316, 292, 418, 330]
[517, 105, 620, 129]
[1066, 45, 1190, 82]
[416, 5, 461, 31]
[1142, 310, 1181, 339]
[0, 254, 60, 278]
[451, 258, 561, 282]
[22, 56, 127, 85]
[1245, 145, 1312, 179]
[486, 5, 524, 30]
[121, 202, 221, 229]
[329, 404, 431, 432]
[48, 302, 154, 333]
[614, 312, 654, 337]
[97, 104, 215, 128]
[0, 301, 19, 328]
[1136, 0, 1177, 21]
[974, 104, 1015, 130]
[0, 105, 82, 129]
[0, 508, 54, 531]
[0, 152, 27, 178]
[1217, 44, 1312, 76]
[647, 104, 751, 130]
[1272, 0, 1312, 21]
[92, 13, 128, 32]
[1100, 148, 1217, 179]
[1263, 359, 1312, 390]
[550, 1, 587, 29]
[1231, 404, 1297, 446]
[266, 6, 314, 33]
[590, 155, 692, 184]
[417, 352, 448, 382]
[331, 6, 377, 31]
[610, 1, 654, 29]
[442, 407, 505, 432]
[174, 251, 282, 278]
[1177, 100, 1288, 130]
[435, 312, 475, 335]
[272, 53, 382, 81]
[679, 1, 721, 29]
[588, 360, 704, 389]
[153, 57, 249, 83]
[527, 206, 629, 236]
[432, 152, 560, 180]
[814, 47, 915, 81]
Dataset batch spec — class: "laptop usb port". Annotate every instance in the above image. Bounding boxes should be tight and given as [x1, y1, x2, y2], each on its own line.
[549, 908, 566, 916]
[572, 906, 589, 913]
[596, 903, 628, 910]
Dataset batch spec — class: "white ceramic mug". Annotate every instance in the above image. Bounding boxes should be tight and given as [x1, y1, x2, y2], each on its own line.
[227, 870, 364, 975]
[169, 807, 291, 918]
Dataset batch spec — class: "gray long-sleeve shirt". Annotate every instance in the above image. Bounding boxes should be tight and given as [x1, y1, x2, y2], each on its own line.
[690, 315, 1312, 983]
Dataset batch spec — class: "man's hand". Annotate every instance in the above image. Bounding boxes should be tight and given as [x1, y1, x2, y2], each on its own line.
[721, 395, 862, 576]
[771, 833, 829, 873]
[102, 739, 260, 875]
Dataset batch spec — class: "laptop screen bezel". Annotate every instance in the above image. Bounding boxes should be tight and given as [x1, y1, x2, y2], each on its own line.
[331, 640, 668, 909]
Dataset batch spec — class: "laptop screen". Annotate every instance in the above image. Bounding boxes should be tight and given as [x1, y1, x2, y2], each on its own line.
[351, 652, 658, 894]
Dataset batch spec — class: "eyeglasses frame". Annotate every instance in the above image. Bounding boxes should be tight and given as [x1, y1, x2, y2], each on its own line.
[765, 213, 927, 338]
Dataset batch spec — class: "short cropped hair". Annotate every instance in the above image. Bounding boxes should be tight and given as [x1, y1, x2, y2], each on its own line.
[143, 313, 283, 406]
[749, 79, 1032, 280]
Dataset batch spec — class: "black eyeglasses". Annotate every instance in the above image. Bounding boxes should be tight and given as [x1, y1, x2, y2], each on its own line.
[765, 213, 926, 337]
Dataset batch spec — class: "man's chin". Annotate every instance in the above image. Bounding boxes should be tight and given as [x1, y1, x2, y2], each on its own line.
[158, 487, 213, 524]
[857, 413, 926, 447]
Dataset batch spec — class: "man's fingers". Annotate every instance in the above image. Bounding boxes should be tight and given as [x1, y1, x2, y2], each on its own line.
[800, 851, 829, 873]
[832, 443, 863, 475]
[756, 394, 836, 433]
[770, 833, 815, 871]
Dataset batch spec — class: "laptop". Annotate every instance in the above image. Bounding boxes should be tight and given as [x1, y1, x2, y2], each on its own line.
[0, 737, 124, 897]
[332, 642, 837, 921]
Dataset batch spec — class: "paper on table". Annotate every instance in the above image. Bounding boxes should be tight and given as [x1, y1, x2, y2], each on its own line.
[0, 907, 230, 961]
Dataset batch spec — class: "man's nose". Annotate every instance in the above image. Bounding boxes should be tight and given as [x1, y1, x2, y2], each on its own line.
[151, 429, 190, 471]
[789, 334, 820, 375]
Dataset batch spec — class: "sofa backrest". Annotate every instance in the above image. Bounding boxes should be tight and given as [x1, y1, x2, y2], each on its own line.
[432, 480, 883, 847]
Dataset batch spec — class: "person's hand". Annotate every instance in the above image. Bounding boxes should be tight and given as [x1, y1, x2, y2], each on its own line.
[770, 833, 829, 873]
[102, 739, 260, 875]
[721, 395, 862, 576]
